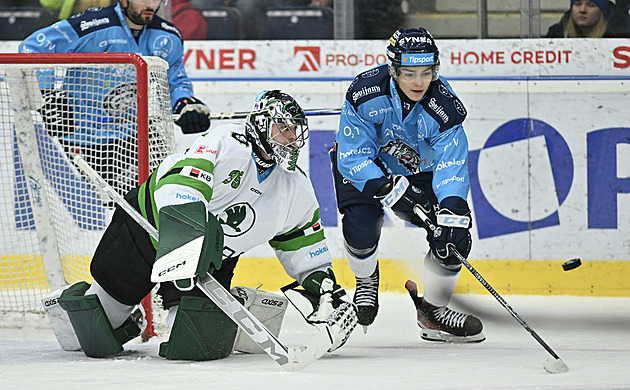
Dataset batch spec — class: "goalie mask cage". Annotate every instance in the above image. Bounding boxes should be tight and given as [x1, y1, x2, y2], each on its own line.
[0, 53, 174, 338]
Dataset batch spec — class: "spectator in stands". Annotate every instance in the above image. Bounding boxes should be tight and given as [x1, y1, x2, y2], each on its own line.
[40, 0, 115, 20]
[172, 0, 208, 40]
[355, 0, 405, 39]
[611, 0, 630, 36]
[545, 0, 623, 37]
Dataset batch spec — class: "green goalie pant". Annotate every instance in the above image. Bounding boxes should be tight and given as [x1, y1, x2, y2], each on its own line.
[158, 295, 240, 361]
[58, 281, 141, 358]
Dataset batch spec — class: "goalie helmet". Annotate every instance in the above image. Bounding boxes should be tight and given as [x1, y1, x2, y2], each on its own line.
[245, 90, 309, 173]
[386, 27, 440, 82]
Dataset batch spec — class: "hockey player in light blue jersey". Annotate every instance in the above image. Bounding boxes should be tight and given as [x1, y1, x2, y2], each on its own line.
[18, 0, 211, 196]
[330, 27, 485, 342]
[20, 0, 211, 135]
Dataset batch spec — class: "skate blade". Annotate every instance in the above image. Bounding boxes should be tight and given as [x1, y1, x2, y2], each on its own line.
[362, 325, 369, 334]
[420, 328, 486, 343]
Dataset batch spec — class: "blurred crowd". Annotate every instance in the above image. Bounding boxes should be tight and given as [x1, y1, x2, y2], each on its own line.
[0, 0, 627, 41]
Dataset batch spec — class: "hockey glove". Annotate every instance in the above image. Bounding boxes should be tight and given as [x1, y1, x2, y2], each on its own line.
[375, 175, 432, 228]
[432, 196, 472, 260]
[295, 270, 357, 352]
[38, 89, 74, 138]
[306, 277, 357, 352]
[174, 97, 211, 134]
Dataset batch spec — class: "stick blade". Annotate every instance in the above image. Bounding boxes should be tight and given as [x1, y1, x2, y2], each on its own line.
[543, 357, 569, 374]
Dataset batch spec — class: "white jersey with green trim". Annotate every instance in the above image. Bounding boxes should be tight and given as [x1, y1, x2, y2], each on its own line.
[148, 124, 332, 284]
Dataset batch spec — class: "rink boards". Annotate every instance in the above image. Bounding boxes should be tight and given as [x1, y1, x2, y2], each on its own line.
[0, 38, 628, 296]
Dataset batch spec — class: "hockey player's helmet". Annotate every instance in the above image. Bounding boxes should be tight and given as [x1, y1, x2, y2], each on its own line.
[386, 27, 440, 81]
[245, 90, 309, 173]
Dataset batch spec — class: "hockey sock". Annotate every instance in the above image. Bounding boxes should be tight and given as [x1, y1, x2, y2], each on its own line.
[422, 251, 460, 307]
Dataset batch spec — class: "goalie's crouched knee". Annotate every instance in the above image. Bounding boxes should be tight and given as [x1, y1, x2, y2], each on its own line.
[58, 281, 141, 358]
[158, 295, 240, 361]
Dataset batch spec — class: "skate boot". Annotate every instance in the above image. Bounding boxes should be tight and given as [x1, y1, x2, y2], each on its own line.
[353, 263, 380, 327]
[406, 280, 485, 343]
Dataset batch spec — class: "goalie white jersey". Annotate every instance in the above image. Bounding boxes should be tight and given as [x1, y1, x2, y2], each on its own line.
[138, 124, 332, 283]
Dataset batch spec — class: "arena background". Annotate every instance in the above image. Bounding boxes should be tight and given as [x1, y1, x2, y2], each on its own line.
[1, 38, 628, 296]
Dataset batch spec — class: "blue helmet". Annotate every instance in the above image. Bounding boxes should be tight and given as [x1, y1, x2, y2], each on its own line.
[386, 27, 440, 81]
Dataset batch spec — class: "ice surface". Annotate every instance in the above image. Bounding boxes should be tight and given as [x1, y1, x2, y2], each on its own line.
[1, 293, 629, 390]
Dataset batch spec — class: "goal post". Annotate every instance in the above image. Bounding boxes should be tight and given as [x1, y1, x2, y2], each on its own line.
[0, 53, 174, 337]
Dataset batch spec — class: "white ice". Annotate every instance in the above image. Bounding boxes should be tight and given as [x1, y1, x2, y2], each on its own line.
[2, 293, 629, 390]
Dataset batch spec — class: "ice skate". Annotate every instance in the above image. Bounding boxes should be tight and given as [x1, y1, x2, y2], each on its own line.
[353, 263, 380, 328]
[406, 280, 485, 343]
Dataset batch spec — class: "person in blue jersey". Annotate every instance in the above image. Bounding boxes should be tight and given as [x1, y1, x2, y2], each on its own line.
[19, 0, 210, 136]
[330, 27, 485, 342]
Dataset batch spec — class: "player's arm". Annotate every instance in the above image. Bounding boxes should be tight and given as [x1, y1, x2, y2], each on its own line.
[270, 208, 358, 351]
[149, 152, 219, 288]
[19, 21, 81, 138]
[429, 123, 473, 260]
[335, 100, 387, 194]
[167, 52, 211, 134]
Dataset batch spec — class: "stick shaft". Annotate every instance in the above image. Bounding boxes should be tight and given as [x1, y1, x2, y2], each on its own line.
[73, 155, 304, 370]
[412, 205, 562, 360]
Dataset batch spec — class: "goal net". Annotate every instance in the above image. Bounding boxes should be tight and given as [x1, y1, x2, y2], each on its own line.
[0, 53, 174, 336]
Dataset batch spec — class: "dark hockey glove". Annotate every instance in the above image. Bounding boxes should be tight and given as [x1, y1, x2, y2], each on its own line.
[174, 97, 211, 134]
[37, 89, 74, 138]
[375, 175, 432, 228]
[432, 196, 472, 260]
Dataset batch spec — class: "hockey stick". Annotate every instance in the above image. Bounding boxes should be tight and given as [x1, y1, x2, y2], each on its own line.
[412, 205, 569, 374]
[208, 108, 341, 121]
[73, 155, 335, 371]
[101, 109, 341, 124]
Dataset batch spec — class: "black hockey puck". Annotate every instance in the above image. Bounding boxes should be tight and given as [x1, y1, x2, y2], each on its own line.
[562, 258, 582, 271]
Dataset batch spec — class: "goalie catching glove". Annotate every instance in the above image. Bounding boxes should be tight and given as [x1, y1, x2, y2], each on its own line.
[151, 201, 224, 290]
[297, 271, 358, 352]
[38, 89, 74, 138]
[174, 97, 211, 134]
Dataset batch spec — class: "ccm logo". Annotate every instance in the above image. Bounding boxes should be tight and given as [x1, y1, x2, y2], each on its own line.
[261, 298, 284, 307]
[158, 261, 186, 277]
[43, 298, 59, 307]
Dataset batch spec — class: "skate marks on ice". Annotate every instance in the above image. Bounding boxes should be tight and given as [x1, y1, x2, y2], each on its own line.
[1, 294, 629, 390]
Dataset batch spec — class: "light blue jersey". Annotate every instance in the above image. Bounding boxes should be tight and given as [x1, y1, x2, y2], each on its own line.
[19, 5, 193, 145]
[335, 64, 470, 203]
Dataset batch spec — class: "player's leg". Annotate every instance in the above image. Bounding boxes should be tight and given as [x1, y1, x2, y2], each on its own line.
[341, 204, 383, 327]
[58, 188, 156, 357]
[407, 175, 485, 343]
[329, 145, 384, 327]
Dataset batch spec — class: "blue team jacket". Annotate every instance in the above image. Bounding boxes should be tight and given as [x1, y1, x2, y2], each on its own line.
[335, 64, 470, 203]
[18, 5, 193, 145]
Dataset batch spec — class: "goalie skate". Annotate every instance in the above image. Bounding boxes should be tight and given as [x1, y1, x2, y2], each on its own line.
[406, 280, 485, 343]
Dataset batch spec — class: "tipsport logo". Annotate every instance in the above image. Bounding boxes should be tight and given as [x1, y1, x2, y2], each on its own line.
[294, 46, 321, 72]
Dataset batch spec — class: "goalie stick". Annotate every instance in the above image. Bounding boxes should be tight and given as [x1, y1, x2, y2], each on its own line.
[73, 155, 336, 371]
[412, 205, 569, 374]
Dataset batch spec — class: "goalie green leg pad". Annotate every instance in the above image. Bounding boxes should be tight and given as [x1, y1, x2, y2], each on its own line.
[158, 295, 240, 361]
[58, 281, 141, 358]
